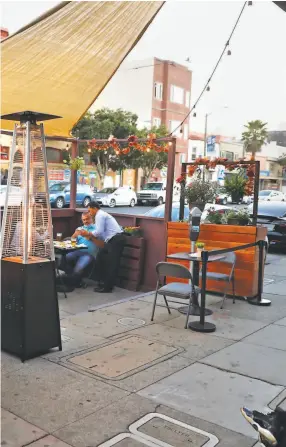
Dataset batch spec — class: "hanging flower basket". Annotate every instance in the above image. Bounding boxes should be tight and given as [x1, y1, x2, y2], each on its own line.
[63, 156, 85, 171]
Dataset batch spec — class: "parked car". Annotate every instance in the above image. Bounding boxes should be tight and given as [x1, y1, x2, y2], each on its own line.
[95, 186, 137, 208]
[259, 190, 285, 202]
[49, 182, 95, 208]
[137, 182, 180, 206]
[0, 185, 23, 207]
[144, 202, 231, 222]
[215, 190, 231, 205]
[241, 195, 253, 205]
[248, 201, 286, 248]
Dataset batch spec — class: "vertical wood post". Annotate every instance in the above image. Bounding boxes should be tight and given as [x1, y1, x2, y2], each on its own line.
[164, 137, 176, 222]
[70, 140, 78, 209]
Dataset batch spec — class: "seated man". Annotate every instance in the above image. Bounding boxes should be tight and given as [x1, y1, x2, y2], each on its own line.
[63, 212, 104, 286]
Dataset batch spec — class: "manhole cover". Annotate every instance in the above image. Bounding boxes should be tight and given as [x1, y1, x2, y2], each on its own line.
[118, 317, 146, 327]
[69, 336, 177, 378]
[129, 413, 219, 447]
[98, 433, 155, 447]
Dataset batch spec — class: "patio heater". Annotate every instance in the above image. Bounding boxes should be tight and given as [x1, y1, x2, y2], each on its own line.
[0, 111, 62, 361]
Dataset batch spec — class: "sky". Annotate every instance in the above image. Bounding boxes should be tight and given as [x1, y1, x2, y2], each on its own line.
[1, 0, 286, 138]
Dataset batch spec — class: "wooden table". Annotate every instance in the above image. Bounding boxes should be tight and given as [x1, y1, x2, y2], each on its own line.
[167, 252, 226, 317]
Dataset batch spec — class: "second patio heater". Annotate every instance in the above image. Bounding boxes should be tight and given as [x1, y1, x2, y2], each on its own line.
[1, 111, 62, 361]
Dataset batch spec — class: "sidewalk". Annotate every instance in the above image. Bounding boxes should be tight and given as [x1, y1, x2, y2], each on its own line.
[2, 255, 286, 447]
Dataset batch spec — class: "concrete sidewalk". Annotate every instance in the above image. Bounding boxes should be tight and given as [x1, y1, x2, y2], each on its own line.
[2, 267, 286, 447]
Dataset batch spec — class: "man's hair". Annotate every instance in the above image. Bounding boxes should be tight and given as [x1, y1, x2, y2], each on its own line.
[82, 211, 90, 217]
[88, 201, 101, 210]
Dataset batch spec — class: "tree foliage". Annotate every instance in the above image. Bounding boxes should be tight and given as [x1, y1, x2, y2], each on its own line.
[241, 120, 268, 160]
[131, 125, 169, 183]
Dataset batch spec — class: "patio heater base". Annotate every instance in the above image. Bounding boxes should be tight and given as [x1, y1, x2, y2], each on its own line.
[248, 297, 271, 306]
[1, 259, 62, 362]
[188, 321, 216, 333]
[178, 306, 213, 316]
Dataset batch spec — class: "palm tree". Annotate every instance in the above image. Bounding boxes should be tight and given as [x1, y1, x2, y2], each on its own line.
[241, 120, 268, 160]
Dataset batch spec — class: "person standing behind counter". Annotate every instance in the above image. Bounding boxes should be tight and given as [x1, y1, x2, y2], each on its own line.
[88, 201, 125, 293]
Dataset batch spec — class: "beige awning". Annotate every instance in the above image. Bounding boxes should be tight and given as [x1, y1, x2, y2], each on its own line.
[1, 1, 164, 137]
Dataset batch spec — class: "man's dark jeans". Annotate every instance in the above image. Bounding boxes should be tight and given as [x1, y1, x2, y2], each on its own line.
[65, 250, 94, 277]
[95, 234, 125, 291]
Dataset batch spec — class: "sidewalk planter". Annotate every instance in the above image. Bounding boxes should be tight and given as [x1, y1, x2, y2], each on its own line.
[116, 235, 145, 291]
[167, 222, 267, 298]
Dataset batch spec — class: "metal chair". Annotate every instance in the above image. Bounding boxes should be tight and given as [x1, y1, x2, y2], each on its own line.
[151, 262, 200, 329]
[200, 251, 236, 309]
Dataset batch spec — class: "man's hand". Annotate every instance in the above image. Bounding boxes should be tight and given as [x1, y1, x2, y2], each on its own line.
[78, 229, 90, 238]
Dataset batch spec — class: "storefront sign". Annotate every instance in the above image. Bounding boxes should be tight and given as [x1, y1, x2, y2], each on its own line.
[260, 170, 270, 177]
[49, 169, 65, 181]
[207, 136, 216, 153]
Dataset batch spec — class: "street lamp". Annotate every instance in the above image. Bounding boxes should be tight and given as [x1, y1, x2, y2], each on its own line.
[203, 106, 229, 159]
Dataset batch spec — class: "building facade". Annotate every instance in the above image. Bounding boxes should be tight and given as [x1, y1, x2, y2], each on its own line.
[0, 28, 9, 41]
[93, 57, 192, 177]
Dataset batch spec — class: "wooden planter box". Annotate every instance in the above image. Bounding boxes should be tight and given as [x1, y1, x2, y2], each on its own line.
[116, 236, 145, 291]
[167, 222, 267, 298]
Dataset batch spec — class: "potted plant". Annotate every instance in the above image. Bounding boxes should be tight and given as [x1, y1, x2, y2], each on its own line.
[184, 179, 218, 211]
[63, 155, 85, 171]
[196, 241, 205, 257]
[223, 173, 247, 204]
[123, 226, 142, 237]
[226, 209, 240, 225]
[236, 209, 250, 226]
[205, 207, 223, 224]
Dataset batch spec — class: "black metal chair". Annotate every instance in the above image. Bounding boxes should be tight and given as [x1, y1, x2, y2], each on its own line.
[151, 261, 200, 329]
[200, 251, 236, 309]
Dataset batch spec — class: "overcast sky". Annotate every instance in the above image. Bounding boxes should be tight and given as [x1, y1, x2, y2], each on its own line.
[1, 1, 286, 138]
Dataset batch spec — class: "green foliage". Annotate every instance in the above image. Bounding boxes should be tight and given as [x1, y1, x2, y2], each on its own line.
[72, 108, 138, 140]
[184, 179, 218, 205]
[278, 154, 286, 166]
[196, 241, 205, 249]
[224, 173, 247, 202]
[241, 120, 268, 159]
[63, 156, 85, 171]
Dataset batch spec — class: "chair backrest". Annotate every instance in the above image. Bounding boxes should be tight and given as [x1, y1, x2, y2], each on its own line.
[221, 251, 236, 266]
[156, 262, 193, 281]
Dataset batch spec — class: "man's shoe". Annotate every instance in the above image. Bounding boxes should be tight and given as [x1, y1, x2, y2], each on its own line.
[94, 286, 113, 293]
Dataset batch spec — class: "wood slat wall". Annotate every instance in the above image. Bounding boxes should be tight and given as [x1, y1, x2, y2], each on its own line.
[116, 236, 145, 291]
[167, 222, 267, 298]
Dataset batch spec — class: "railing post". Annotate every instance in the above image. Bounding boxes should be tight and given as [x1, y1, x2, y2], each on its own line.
[164, 137, 176, 222]
[179, 163, 186, 221]
[70, 139, 78, 209]
[248, 240, 271, 306]
[188, 250, 216, 333]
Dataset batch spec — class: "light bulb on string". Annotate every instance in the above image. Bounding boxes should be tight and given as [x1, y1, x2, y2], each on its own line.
[248, 1, 252, 5]
[227, 49, 231, 56]
[180, 126, 183, 134]
[206, 85, 210, 92]
[87, 147, 91, 153]
[193, 112, 197, 118]
[168, 141, 173, 147]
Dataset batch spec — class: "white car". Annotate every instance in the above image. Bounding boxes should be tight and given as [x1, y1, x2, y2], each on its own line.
[95, 186, 137, 208]
[0, 185, 23, 208]
[259, 190, 285, 202]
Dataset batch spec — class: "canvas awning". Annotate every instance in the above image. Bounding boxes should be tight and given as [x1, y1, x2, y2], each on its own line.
[1, 1, 164, 137]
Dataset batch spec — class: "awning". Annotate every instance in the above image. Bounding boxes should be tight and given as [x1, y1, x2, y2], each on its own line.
[1, 1, 164, 137]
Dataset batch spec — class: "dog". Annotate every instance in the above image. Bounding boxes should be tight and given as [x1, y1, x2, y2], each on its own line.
[241, 407, 286, 446]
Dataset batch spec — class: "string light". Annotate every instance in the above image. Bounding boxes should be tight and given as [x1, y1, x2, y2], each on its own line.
[227, 49, 232, 56]
[169, 1, 247, 136]
[193, 112, 197, 118]
[206, 85, 210, 92]
[87, 147, 91, 153]
[248, 1, 252, 5]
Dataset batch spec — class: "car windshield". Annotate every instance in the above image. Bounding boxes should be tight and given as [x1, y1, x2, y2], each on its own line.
[259, 191, 271, 196]
[98, 188, 117, 194]
[49, 184, 67, 192]
[142, 183, 163, 190]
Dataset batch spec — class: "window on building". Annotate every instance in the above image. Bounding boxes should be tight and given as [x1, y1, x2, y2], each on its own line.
[170, 85, 184, 104]
[169, 120, 182, 137]
[153, 117, 161, 128]
[46, 147, 63, 163]
[154, 82, 163, 100]
[185, 91, 190, 108]
[225, 151, 234, 161]
[191, 146, 197, 160]
[183, 124, 189, 140]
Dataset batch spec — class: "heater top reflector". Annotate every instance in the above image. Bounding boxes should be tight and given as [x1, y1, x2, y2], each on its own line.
[1, 111, 62, 124]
